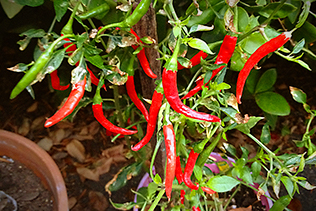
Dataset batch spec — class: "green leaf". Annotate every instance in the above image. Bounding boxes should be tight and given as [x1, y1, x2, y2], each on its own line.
[240, 31, 266, 54]
[187, 7, 216, 27]
[298, 180, 316, 190]
[255, 68, 277, 93]
[173, 26, 181, 38]
[193, 165, 203, 181]
[237, 7, 249, 33]
[207, 175, 240, 192]
[235, 116, 264, 134]
[154, 174, 162, 184]
[281, 176, 294, 196]
[269, 195, 291, 211]
[230, 50, 247, 71]
[0, 0, 24, 19]
[15, 0, 44, 7]
[292, 39, 305, 55]
[53, 0, 68, 22]
[215, 82, 231, 91]
[258, 2, 297, 19]
[289, 86, 307, 104]
[147, 182, 158, 198]
[20, 28, 46, 38]
[296, 1, 311, 29]
[108, 162, 142, 192]
[44, 49, 66, 74]
[245, 69, 260, 94]
[251, 161, 261, 180]
[85, 54, 105, 69]
[255, 92, 290, 116]
[260, 123, 271, 144]
[188, 38, 213, 55]
[110, 200, 138, 210]
[189, 24, 214, 34]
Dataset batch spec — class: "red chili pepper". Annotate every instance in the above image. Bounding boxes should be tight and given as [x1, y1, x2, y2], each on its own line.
[163, 123, 177, 201]
[131, 88, 163, 151]
[192, 206, 201, 211]
[175, 156, 184, 184]
[180, 189, 185, 204]
[236, 32, 291, 104]
[183, 149, 199, 190]
[50, 70, 70, 90]
[44, 76, 86, 127]
[92, 79, 137, 135]
[182, 35, 237, 100]
[130, 29, 157, 79]
[126, 75, 149, 121]
[178, 51, 208, 70]
[63, 36, 106, 91]
[201, 186, 216, 194]
[162, 68, 221, 122]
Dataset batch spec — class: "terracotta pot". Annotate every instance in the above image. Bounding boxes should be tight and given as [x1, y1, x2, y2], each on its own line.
[0, 129, 68, 211]
[134, 152, 273, 211]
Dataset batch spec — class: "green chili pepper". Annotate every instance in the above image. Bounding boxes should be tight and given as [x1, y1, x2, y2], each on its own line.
[97, 0, 151, 36]
[196, 132, 223, 168]
[61, 2, 80, 35]
[10, 34, 74, 99]
[78, 3, 110, 20]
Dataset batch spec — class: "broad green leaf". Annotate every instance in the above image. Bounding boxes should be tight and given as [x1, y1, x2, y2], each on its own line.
[260, 123, 271, 144]
[147, 182, 158, 198]
[85, 54, 105, 69]
[154, 174, 162, 184]
[207, 175, 240, 192]
[258, 3, 297, 19]
[235, 116, 264, 134]
[289, 86, 307, 104]
[187, 8, 215, 27]
[245, 69, 260, 94]
[281, 176, 294, 196]
[295, 21, 316, 44]
[255, 92, 290, 116]
[237, 7, 249, 33]
[256, 0, 266, 6]
[269, 195, 291, 211]
[264, 112, 278, 130]
[240, 31, 266, 54]
[288, 0, 302, 24]
[53, 0, 68, 22]
[251, 161, 261, 180]
[232, 165, 253, 185]
[44, 49, 66, 74]
[255, 68, 277, 93]
[15, 0, 44, 7]
[216, 82, 231, 91]
[173, 26, 181, 38]
[20, 28, 46, 38]
[0, 0, 24, 19]
[188, 38, 213, 55]
[193, 165, 203, 181]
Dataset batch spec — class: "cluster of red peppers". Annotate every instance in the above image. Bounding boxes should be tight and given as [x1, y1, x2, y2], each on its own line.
[9, 0, 292, 206]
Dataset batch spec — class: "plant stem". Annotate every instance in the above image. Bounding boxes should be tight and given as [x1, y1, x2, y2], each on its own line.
[48, 17, 57, 34]
[148, 189, 165, 211]
[239, 0, 287, 41]
[150, 135, 163, 181]
[87, 18, 107, 50]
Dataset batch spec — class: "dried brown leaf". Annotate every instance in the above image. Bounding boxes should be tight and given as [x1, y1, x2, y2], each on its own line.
[18, 118, 30, 136]
[31, 116, 46, 130]
[66, 139, 86, 163]
[26, 102, 38, 112]
[228, 205, 252, 211]
[37, 137, 53, 151]
[96, 157, 113, 175]
[76, 167, 100, 181]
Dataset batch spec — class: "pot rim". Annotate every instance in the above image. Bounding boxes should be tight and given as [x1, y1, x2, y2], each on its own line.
[0, 129, 68, 211]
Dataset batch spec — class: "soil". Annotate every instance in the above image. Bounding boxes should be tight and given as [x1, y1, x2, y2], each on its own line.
[0, 156, 54, 211]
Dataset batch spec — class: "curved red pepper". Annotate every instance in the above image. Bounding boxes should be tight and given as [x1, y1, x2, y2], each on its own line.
[44, 76, 86, 127]
[201, 186, 216, 194]
[236, 32, 291, 104]
[50, 70, 70, 90]
[182, 35, 237, 100]
[93, 104, 137, 135]
[131, 89, 163, 151]
[126, 75, 149, 121]
[63, 36, 106, 91]
[130, 29, 157, 79]
[162, 68, 221, 122]
[178, 51, 208, 70]
[163, 123, 177, 200]
[183, 149, 199, 190]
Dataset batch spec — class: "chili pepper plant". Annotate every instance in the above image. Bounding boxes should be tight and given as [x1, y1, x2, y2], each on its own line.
[4, 0, 316, 210]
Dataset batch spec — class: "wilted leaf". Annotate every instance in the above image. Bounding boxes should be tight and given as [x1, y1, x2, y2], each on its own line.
[66, 139, 86, 162]
[77, 167, 100, 181]
[37, 137, 53, 151]
[18, 118, 30, 136]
